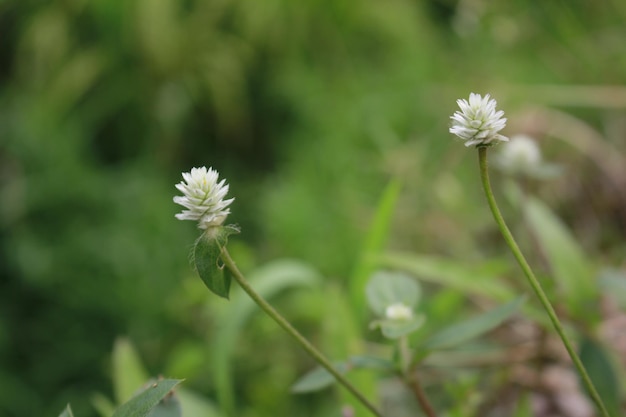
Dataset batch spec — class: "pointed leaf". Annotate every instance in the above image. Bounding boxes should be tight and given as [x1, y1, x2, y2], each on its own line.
[58, 404, 74, 417]
[193, 226, 238, 299]
[524, 197, 597, 319]
[147, 390, 182, 417]
[176, 388, 223, 417]
[421, 296, 525, 350]
[291, 362, 349, 393]
[579, 337, 621, 417]
[348, 356, 394, 371]
[351, 179, 402, 315]
[112, 379, 182, 417]
[376, 253, 515, 301]
[112, 338, 150, 404]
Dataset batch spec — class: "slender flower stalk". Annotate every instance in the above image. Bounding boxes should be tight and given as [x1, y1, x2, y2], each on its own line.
[219, 248, 385, 417]
[449, 94, 609, 417]
[175, 167, 383, 416]
[477, 147, 611, 417]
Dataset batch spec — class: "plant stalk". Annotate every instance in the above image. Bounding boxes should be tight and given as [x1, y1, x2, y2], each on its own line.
[405, 372, 438, 417]
[220, 247, 384, 417]
[477, 146, 610, 417]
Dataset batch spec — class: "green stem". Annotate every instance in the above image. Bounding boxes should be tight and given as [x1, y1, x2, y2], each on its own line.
[220, 247, 384, 417]
[477, 147, 610, 417]
[404, 371, 438, 417]
[398, 336, 438, 417]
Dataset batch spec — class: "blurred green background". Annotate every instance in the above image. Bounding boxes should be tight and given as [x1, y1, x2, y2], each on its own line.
[1, 0, 625, 416]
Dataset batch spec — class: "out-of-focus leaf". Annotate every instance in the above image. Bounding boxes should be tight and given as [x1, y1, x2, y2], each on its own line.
[176, 388, 223, 417]
[291, 355, 395, 394]
[348, 356, 394, 371]
[365, 270, 420, 316]
[147, 390, 181, 417]
[421, 296, 525, 351]
[112, 338, 150, 404]
[377, 253, 515, 301]
[351, 179, 402, 316]
[372, 314, 425, 339]
[193, 225, 239, 299]
[91, 392, 116, 417]
[579, 337, 621, 417]
[524, 197, 597, 320]
[211, 259, 321, 414]
[112, 379, 182, 417]
[599, 269, 626, 309]
[320, 284, 378, 416]
[291, 362, 349, 393]
[58, 404, 74, 417]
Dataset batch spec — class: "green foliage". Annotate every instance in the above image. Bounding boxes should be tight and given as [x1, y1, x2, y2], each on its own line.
[524, 197, 598, 322]
[1, 0, 626, 415]
[420, 296, 525, 351]
[579, 337, 622, 417]
[111, 379, 181, 417]
[59, 404, 75, 417]
[193, 226, 240, 299]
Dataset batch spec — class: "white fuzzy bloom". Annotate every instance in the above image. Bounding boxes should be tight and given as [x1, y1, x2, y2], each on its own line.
[174, 166, 234, 229]
[385, 302, 413, 321]
[495, 134, 541, 174]
[450, 93, 509, 147]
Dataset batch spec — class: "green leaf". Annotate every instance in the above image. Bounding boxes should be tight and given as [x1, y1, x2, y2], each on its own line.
[91, 392, 116, 417]
[146, 388, 181, 417]
[112, 338, 150, 404]
[348, 355, 394, 371]
[599, 269, 626, 309]
[524, 197, 597, 320]
[350, 179, 402, 316]
[291, 362, 349, 393]
[579, 337, 621, 417]
[193, 225, 239, 299]
[112, 379, 182, 417]
[421, 296, 525, 351]
[365, 271, 420, 317]
[176, 388, 223, 417]
[58, 404, 74, 417]
[291, 356, 395, 393]
[376, 253, 515, 302]
[373, 315, 426, 339]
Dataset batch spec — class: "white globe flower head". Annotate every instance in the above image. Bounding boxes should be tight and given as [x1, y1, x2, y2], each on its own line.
[450, 93, 509, 147]
[495, 134, 541, 174]
[385, 302, 413, 321]
[174, 166, 234, 229]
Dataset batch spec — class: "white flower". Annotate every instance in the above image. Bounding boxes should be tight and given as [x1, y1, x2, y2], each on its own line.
[385, 302, 413, 321]
[494, 134, 541, 175]
[449, 93, 509, 147]
[174, 166, 234, 229]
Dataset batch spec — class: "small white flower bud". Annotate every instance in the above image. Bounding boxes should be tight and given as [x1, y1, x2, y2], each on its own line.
[385, 302, 413, 321]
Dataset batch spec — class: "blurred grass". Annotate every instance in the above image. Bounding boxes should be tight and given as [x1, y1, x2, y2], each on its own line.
[1, 0, 625, 416]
